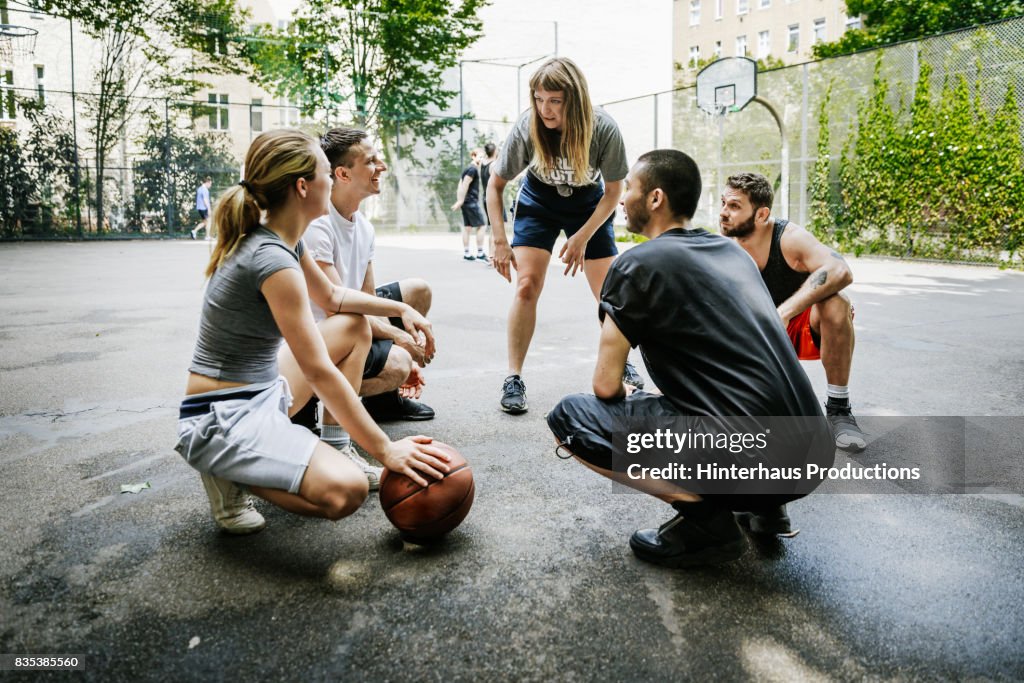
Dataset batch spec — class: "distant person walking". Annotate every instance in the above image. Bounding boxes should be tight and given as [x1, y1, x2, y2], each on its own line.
[191, 176, 212, 240]
[452, 149, 487, 260]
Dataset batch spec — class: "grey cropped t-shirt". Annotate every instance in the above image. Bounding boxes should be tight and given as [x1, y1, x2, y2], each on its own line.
[189, 227, 305, 384]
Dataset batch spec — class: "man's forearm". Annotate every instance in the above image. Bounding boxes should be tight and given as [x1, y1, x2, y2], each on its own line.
[779, 265, 848, 320]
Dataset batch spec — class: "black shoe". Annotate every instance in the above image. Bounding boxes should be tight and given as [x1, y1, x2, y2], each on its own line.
[622, 360, 645, 390]
[500, 375, 528, 414]
[630, 503, 747, 567]
[290, 396, 321, 436]
[363, 391, 435, 422]
[826, 402, 867, 451]
[734, 504, 799, 537]
[463, 253, 475, 261]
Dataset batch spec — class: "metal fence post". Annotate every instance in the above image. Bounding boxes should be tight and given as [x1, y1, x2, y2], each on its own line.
[798, 63, 809, 226]
[69, 17, 83, 237]
[164, 98, 175, 233]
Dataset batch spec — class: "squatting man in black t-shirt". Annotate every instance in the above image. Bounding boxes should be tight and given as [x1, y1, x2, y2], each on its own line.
[720, 173, 867, 451]
[546, 150, 829, 568]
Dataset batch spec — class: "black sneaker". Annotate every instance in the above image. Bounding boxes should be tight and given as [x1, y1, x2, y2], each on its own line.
[734, 504, 799, 537]
[363, 390, 435, 422]
[826, 402, 867, 451]
[622, 360, 645, 390]
[630, 504, 747, 567]
[500, 375, 528, 414]
[463, 253, 475, 261]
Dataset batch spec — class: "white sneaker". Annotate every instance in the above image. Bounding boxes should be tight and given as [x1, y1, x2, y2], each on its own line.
[339, 444, 383, 491]
[200, 473, 266, 534]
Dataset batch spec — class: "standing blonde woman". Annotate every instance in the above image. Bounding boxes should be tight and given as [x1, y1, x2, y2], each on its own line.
[176, 129, 450, 534]
[486, 57, 643, 415]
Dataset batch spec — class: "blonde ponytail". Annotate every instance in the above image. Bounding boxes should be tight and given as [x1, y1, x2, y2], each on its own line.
[202, 129, 319, 278]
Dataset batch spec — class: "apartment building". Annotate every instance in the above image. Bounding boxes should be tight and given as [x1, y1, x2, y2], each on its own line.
[674, 0, 860, 72]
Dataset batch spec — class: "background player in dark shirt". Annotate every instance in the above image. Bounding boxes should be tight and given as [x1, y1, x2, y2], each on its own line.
[452, 149, 487, 260]
[720, 173, 866, 451]
[547, 150, 828, 567]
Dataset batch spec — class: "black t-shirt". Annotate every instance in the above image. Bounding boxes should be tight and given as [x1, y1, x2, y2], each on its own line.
[461, 166, 481, 206]
[480, 160, 493, 195]
[599, 228, 821, 418]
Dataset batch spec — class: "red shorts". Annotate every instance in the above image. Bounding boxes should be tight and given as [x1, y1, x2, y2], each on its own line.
[787, 308, 821, 361]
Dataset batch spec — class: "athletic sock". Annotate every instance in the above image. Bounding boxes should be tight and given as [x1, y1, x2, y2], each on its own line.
[826, 384, 850, 409]
[321, 424, 351, 451]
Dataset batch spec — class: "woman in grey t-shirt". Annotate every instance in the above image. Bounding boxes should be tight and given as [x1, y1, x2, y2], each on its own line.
[484, 57, 641, 415]
[175, 129, 451, 534]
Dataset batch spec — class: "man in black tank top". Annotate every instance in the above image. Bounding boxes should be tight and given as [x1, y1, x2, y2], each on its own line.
[720, 172, 866, 451]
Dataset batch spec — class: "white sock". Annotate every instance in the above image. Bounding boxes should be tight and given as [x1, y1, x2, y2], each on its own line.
[321, 424, 351, 450]
[826, 384, 850, 402]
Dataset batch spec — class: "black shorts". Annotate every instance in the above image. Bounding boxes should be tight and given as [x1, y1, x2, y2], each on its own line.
[546, 392, 808, 512]
[362, 281, 405, 379]
[197, 209, 209, 219]
[461, 204, 486, 227]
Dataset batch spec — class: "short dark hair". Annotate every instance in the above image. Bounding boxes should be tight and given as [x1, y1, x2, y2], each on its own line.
[203, 176, 212, 183]
[484, 142, 496, 156]
[634, 149, 702, 220]
[320, 128, 369, 170]
[725, 172, 773, 210]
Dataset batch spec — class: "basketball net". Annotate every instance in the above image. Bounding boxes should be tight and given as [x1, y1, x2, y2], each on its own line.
[0, 25, 38, 65]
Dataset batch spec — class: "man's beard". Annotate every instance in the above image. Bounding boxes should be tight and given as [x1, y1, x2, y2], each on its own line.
[721, 213, 755, 238]
[626, 203, 649, 235]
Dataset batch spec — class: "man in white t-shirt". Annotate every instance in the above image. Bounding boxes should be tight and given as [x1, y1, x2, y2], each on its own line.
[292, 128, 436, 484]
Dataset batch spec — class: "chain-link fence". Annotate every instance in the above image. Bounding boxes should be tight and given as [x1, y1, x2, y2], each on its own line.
[0, 4, 521, 239]
[604, 16, 1024, 266]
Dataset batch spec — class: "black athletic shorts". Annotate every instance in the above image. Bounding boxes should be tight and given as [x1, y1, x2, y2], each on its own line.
[362, 281, 405, 379]
[197, 209, 208, 219]
[546, 391, 807, 512]
[461, 204, 486, 227]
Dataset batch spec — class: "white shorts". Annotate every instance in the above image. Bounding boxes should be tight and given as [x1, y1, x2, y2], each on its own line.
[174, 377, 319, 494]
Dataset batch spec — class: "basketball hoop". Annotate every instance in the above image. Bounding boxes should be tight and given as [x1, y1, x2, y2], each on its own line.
[0, 25, 39, 65]
[696, 57, 757, 117]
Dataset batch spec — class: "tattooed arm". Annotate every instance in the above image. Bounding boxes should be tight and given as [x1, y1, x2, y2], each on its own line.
[776, 223, 853, 325]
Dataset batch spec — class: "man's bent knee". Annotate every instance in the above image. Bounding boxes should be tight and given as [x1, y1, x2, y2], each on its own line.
[400, 278, 432, 315]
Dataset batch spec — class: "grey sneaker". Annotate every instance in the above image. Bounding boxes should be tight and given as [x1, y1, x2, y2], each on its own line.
[500, 374, 528, 414]
[340, 444, 382, 491]
[200, 473, 266, 535]
[826, 404, 867, 451]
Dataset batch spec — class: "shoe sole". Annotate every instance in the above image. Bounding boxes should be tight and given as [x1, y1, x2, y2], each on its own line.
[734, 512, 800, 537]
[218, 520, 266, 535]
[835, 438, 867, 452]
[629, 536, 748, 567]
[500, 404, 528, 414]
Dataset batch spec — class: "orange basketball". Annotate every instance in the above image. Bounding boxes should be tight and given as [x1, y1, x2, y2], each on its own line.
[379, 442, 475, 542]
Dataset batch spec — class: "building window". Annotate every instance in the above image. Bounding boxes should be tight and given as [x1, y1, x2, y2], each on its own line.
[250, 98, 263, 132]
[735, 34, 748, 57]
[715, 0, 723, 19]
[208, 93, 229, 130]
[714, 40, 723, 58]
[737, 0, 749, 15]
[845, 14, 862, 30]
[787, 24, 799, 52]
[206, 30, 228, 56]
[689, 45, 701, 67]
[758, 31, 770, 58]
[813, 18, 826, 43]
[690, 0, 700, 26]
[1, 70, 15, 121]
[35, 64, 44, 103]
[759, 0, 770, 7]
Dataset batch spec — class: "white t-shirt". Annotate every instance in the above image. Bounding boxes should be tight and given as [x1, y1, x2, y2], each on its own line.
[301, 202, 376, 320]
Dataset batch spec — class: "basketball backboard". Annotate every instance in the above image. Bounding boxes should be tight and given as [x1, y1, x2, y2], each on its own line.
[696, 57, 757, 116]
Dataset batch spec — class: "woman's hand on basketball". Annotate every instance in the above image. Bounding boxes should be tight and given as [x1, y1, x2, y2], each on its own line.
[493, 241, 516, 282]
[382, 435, 452, 487]
[559, 234, 586, 277]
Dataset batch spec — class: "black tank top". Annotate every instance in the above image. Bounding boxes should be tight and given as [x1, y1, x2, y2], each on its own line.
[760, 218, 808, 307]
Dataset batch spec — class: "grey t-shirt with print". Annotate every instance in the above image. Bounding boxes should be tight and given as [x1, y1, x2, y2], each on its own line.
[190, 227, 305, 384]
[491, 107, 629, 190]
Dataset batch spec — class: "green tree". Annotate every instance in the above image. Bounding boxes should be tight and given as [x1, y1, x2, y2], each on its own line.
[38, 0, 248, 233]
[245, 0, 487, 148]
[813, 0, 1024, 58]
[808, 83, 835, 242]
[0, 127, 33, 237]
[132, 124, 238, 233]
